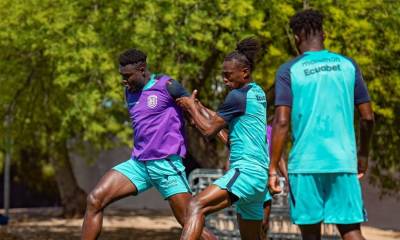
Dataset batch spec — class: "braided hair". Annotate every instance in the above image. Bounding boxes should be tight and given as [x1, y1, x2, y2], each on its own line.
[290, 9, 323, 38]
[224, 37, 260, 72]
[119, 49, 147, 67]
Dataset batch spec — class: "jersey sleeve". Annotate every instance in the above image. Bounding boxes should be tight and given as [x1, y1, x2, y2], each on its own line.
[216, 89, 247, 123]
[353, 64, 371, 105]
[274, 64, 293, 107]
[166, 79, 190, 99]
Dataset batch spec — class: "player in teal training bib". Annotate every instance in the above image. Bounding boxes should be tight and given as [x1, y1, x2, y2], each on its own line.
[177, 38, 269, 240]
[268, 9, 374, 240]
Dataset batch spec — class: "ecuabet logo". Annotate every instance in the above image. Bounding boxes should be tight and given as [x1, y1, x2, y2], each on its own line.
[147, 95, 158, 108]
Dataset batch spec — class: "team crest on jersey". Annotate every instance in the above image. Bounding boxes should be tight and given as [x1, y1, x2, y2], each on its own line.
[147, 95, 158, 108]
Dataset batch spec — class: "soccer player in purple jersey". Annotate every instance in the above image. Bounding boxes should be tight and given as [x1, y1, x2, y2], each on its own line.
[81, 49, 216, 240]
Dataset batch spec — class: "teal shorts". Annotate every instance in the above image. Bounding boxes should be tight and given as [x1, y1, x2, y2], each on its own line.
[214, 167, 268, 220]
[113, 155, 191, 199]
[264, 190, 272, 204]
[289, 173, 367, 225]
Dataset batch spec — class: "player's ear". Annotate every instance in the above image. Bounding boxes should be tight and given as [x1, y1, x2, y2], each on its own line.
[242, 67, 250, 80]
[139, 63, 146, 77]
[294, 34, 300, 45]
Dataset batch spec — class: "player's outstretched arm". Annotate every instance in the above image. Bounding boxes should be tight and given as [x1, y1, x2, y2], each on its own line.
[194, 100, 229, 144]
[356, 102, 375, 179]
[177, 90, 227, 139]
[166, 79, 227, 142]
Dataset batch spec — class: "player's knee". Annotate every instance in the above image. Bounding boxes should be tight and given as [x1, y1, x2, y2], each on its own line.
[86, 191, 104, 212]
[341, 231, 365, 240]
[337, 224, 365, 240]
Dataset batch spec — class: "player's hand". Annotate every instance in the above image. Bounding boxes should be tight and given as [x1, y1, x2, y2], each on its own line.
[268, 172, 282, 194]
[357, 153, 368, 179]
[282, 175, 290, 193]
[183, 112, 196, 126]
[176, 90, 197, 110]
[176, 96, 193, 109]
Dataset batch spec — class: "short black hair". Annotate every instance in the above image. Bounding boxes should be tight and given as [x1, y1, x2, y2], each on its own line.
[224, 37, 260, 72]
[290, 9, 323, 38]
[119, 49, 147, 67]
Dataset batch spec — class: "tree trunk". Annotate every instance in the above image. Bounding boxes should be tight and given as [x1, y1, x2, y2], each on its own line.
[303, 0, 309, 9]
[49, 139, 86, 218]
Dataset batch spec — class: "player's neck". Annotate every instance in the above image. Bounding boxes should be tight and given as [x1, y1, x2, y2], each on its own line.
[240, 78, 253, 88]
[297, 31, 325, 54]
[131, 72, 151, 92]
[143, 71, 151, 85]
[299, 39, 324, 54]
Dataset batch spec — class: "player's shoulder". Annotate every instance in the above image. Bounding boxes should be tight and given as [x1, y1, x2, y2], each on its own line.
[157, 74, 185, 86]
[248, 83, 266, 96]
[326, 51, 358, 68]
[153, 73, 174, 83]
[224, 86, 251, 104]
[157, 73, 179, 88]
[227, 87, 248, 99]
[277, 54, 307, 75]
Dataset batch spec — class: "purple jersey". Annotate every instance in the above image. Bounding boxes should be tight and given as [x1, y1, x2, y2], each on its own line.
[125, 75, 186, 160]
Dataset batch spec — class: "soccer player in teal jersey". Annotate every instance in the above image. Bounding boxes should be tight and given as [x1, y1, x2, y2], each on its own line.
[268, 10, 375, 240]
[177, 38, 270, 240]
[219, 121, 288, 240]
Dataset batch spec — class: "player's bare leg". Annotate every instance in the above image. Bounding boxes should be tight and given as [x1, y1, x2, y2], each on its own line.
[81, 170, 137, 240]
[180, 185, 232, 240]
[168, 192, 217, 240]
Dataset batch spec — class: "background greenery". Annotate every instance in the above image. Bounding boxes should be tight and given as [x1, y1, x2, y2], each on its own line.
[0, 0, 399, 216]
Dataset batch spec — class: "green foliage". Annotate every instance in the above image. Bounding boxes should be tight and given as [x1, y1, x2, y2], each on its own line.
[0, 0, 399, 195]
[0, 152, 4, 172]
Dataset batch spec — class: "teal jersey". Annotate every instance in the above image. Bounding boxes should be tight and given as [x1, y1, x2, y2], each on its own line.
[143, 73, 157, 90]
[275, 50, 370, 173]
[143, 73, 190, 97]
[217, 82, 269, 170]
